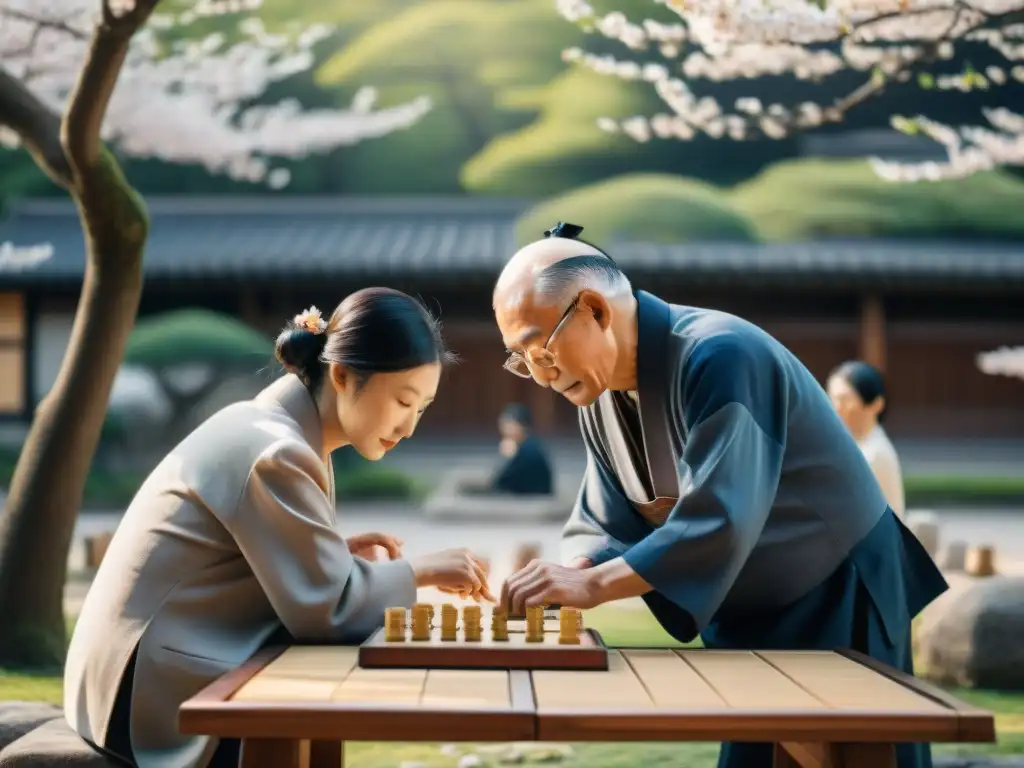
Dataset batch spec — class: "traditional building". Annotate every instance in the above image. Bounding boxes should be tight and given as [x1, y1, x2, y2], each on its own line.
[1, 196, 1022, 439]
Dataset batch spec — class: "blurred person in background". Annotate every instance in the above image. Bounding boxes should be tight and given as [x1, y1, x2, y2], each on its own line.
[827, 360, 906, 518]
[64, 288, 493, 768]
[491, 403, 554, 496]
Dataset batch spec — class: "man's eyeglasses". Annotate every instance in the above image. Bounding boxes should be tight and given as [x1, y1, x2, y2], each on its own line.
[503, 296, 579, 379]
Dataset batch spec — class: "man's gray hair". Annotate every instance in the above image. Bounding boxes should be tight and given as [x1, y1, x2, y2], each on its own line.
[531, 255, 632, 307]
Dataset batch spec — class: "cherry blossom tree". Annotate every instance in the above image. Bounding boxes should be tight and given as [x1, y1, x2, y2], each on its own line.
[0, 0, 430, 669]
[555, 0, 1024, 183]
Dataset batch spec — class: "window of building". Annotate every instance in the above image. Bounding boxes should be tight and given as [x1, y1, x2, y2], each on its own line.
[0, 293, 26, 415]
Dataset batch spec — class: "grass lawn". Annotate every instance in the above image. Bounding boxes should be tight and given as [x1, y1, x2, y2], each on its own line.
[2, 603, 1021, 767]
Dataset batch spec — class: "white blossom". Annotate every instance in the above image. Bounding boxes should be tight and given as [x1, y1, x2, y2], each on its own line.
[977, 346, 1024, 381]
[0, 241, 53, 271]
[0, 0, 433, 187]
[556, 0, 1024, 180]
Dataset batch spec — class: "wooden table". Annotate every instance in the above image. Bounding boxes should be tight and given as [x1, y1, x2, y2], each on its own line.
[179, 643, 996, 768]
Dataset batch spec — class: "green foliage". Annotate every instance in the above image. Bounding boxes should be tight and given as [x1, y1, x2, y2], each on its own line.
[335, 465, 425, 501]
[730, 158, 1024, 241]
[315, 0, 581, 193]
[905, 475, 1024, 505]
[516, 173, 760, 245]
[462, 67, 667, 197]
[124, 309, 272, 369]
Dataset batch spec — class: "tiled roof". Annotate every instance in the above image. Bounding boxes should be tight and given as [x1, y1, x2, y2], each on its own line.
[0, 196, 1022, 290]
[0, 196, 528, 284]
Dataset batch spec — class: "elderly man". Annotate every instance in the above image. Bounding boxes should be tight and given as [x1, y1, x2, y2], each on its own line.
[495, 223, 947, 768]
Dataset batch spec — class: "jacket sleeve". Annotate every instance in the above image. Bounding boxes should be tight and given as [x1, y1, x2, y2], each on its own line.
[228, 439, 417, 642]
[622, 336, 787, 635]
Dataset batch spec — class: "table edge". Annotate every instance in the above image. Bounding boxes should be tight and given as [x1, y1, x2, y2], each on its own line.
[186, 646, 285, 706]
[178, 644, 996, 745]
[836, 649, 997, 742]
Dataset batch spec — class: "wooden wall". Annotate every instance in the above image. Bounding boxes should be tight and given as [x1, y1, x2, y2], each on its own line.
[28, 286, 1023, 439]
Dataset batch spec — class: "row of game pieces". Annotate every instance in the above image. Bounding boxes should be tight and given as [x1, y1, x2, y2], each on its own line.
[384, 603, 583, 644]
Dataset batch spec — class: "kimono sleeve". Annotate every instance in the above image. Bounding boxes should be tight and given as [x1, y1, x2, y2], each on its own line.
[621, 336, 788, 633]
[229, 439, 417, 642]
[561, 417, 650, 566]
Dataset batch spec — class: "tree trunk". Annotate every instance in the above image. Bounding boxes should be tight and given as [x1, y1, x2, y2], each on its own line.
[0, 4, 155, 670]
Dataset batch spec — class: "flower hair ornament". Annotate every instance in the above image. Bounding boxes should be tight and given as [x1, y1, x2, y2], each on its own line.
[544, 221, 584, 239]
[293, 306, 328, 335]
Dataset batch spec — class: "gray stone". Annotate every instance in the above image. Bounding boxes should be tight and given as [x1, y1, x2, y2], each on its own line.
[907, 511, 940, 558]
[916, 576, 1024, 690]
[0, 703, 61, 752]
[0, 717, 120, 767]
[943, 541, 969, 572]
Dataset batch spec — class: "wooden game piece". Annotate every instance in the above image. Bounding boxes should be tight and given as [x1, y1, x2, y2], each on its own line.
[413, 603, 434, 627]
[440, 603, 458, 641]
[558, 607, 581, 644]
[384, 607, 406, 642]
[525, 605, 545, 643]
[411, 604, 431, 641]
[463, 605, 482, 642]
[490, 607, 509, 641]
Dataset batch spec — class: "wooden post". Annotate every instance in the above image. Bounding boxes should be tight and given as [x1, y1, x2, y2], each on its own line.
[859, 294, 887, 372]
[530, 385, 555, 435]
[239, 292, 261, 328]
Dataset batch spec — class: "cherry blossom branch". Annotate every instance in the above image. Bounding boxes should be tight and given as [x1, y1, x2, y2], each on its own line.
[0, 0, 434, 188]
[556, 0, 1024, 179]
[0, 65, 71, 186]
[64, 0, 160, 176]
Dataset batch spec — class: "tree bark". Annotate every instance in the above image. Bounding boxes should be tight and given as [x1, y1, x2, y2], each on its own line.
[0, 3, 156, 670]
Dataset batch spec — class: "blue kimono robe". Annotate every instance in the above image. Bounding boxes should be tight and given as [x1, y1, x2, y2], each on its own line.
[491, 435, 554, 495]
[561, 291, 948, 768]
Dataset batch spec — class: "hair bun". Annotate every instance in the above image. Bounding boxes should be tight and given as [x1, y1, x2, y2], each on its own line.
[274, 325, 328, 385]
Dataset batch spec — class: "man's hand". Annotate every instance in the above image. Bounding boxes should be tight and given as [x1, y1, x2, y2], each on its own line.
[346, 532, 403, 562]
[566, 556, 593, 569]
[500, 560, 602, 616]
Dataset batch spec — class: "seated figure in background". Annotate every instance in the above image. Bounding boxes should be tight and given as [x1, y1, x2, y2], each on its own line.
[827, 360, 906, 518]
[489, 403, 554, 496]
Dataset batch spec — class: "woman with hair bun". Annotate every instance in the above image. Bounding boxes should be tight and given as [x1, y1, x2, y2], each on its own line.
[827, 360, 906, 518]
[65, 287, 493, 768]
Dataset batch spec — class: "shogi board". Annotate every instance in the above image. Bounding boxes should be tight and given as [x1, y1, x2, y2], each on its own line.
[358, 626, 609, 671]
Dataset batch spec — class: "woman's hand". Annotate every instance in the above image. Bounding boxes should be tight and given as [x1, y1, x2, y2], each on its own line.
[346, 532, 403, 562]
[411, 548, 496, 602]
[501, 560, 602, 616]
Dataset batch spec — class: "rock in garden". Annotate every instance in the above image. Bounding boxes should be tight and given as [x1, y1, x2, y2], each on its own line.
[942, 541, 968, 572]
[916, 576, 1024, 690]
[439, 744, 461, 757]
[906, 511, 940, 558]
[498, 745, 526, 763]
[0, 717, 121, 766]
[457, 754, 482, 768]
[0, 702, 61, 752]
[397, 762, 426, 768]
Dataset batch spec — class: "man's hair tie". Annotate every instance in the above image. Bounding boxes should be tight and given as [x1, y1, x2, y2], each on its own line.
[544, 221, 584, 240]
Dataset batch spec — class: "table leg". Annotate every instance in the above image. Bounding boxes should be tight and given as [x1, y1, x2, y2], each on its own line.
[240, 738, 306, 768]
[775, 742, 897, 768]
[773, 743, 801, 767]
[310, 740, 344, 768]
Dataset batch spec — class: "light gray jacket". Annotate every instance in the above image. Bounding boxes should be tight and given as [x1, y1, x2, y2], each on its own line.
[64, 374, 416, 768]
